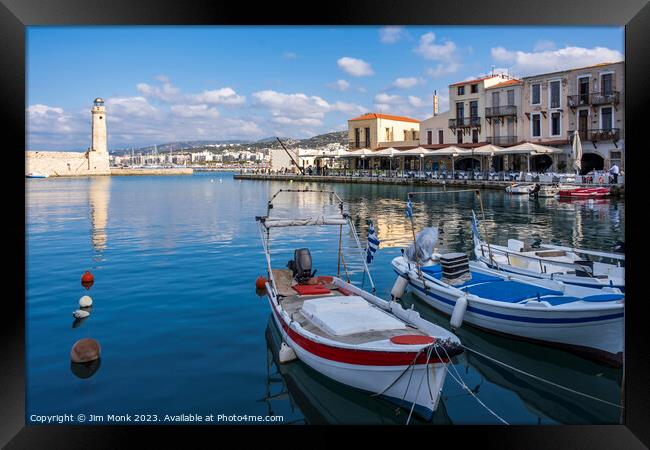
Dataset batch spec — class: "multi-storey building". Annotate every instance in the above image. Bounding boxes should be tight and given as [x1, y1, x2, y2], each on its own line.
[347, 113, 420, 150]
[484, 79, 524, 147]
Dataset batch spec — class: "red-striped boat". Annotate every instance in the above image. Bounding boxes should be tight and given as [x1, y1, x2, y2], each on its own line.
[558, 186, 610, 198]
[256, 189, 463, 421]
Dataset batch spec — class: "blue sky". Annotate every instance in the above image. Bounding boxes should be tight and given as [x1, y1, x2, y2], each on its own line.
[27, 26, 623, 150]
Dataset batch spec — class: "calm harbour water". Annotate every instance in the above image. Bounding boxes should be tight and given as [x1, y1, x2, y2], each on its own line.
[26, 172, 624, 425]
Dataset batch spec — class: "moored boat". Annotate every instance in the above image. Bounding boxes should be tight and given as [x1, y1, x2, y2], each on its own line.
[505, 183, 533, 195]
[256, 189, 463, 420]
[26, 172, 49, 178]
[558, 186, 610, 198]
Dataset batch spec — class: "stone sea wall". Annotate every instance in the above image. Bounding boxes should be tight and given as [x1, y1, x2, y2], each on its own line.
[26, 151, 110, 177]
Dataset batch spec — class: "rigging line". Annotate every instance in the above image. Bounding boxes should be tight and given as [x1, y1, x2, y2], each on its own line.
[406, 345, 434, 425]
[434, 346, 509, 425]
[461, 345, 623, 409]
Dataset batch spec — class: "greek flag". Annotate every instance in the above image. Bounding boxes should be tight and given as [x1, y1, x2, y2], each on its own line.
[471, 210, 481, 245]
[366, 220, 380, 264]
[405, 199, 413, 218]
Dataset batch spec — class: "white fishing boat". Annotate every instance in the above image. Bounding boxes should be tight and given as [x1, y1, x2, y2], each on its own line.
[391, 190, 624, 367]
[26, 172, 49, 178]
[470, 213, 625, 291]
[256, 189, 463, 421]
[537, 185, 559, 197]
[505, 183, 533, 195]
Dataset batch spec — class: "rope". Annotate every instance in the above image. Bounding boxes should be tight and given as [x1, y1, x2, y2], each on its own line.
[406, 346, 434, 425]
[461, 345, 624, 409]
[435, 346, 510, 425]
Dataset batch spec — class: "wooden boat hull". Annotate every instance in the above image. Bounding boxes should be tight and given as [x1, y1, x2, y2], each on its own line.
[558, 187, 610, 198]
[392, 257, 624, 367]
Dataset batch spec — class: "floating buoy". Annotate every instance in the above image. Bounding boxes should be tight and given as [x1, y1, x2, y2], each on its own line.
[81, 271, 94, 290]
[70, 338, 101, 363]
[255, 276, 268, 290]
[450, 295, 469, 329]
[70, 358, 101, 379]
[279, 342, 297, 363]
[72, 309, 90, 319]
[391, 275, 409, 299]
[79, 295, 93, 308]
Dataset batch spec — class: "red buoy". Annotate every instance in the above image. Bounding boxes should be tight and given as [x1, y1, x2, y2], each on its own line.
[255, 276, 268, 290]
[81, 271, 94, 290]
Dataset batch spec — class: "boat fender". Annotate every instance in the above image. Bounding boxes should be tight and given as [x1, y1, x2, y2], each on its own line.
[72, 309, 90, 319]
[279, 342, 297, 364]
[255, 276, 268, 290]
[391, 275, 409, 300]
[79, 295, 93, 308]
[450, 295, 469, 329]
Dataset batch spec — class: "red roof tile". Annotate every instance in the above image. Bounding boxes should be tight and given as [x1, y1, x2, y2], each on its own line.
[349, 113, 420, 123]
[485, 79, 522, 89]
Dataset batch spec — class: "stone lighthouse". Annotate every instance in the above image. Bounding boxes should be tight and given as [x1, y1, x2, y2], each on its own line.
[91, 97, 107, 153]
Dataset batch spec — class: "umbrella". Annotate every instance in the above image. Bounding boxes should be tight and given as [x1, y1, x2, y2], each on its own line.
[572, 130, 582, 175]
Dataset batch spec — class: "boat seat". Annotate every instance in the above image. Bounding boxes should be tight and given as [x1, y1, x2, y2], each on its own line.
[421, 265, 503, 287]
[538, 293, 624, 306]
[461, 280, 563, 303]
[582, 293, 624, 302]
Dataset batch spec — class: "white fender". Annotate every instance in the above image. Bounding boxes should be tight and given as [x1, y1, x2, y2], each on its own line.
[450, 295, 469, 329]
[279, 342, 297, 363]
[391, 275, 409, 299]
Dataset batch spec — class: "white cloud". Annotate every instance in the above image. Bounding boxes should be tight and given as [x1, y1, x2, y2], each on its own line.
[408, 96, 424, 107]
[393, 77, 420, 89]
[337, 57, 374, 77]
[192, 87, 245, 105]
[533, 40, 556, 52]
[379, 26, 404, 44]
[136, 81, 181, 102]
[252, 89, 365, 121]
[414, 32, 457, 61]
[170, 104, 220, 118]
[271, 116, 322, 126]
[426, 62, 460, 79]
[282, 51, 297, 59]
[107, 96, 158, 117]
[328, 79, 350, 91]
[491, 45, 623, 76]
[26, 104, 79, 134]
[372, 93, 429, 119]
[374, 93, 402, 105]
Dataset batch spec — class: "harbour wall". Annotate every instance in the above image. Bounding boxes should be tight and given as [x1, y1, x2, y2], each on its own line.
[26, 151, 110, 177]
[110, 168, 193, 176]
[233, 173, 625, 196]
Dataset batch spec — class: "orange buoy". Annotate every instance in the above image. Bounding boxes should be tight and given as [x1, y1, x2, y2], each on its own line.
[81, 271, 94, 290]
[255, 276, 268, 290]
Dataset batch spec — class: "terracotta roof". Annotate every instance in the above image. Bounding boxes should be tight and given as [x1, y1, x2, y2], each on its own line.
[349, 113, 420, 123]
[485, 79, 522, 89]
[449, 76, 502, 87]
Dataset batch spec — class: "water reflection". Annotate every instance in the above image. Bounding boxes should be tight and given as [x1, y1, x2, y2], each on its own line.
[89, 177, 111, 252]
[263, 317, 451, 425]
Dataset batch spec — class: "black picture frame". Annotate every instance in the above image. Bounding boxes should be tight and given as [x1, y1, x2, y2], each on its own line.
[3, 0, 649, 447]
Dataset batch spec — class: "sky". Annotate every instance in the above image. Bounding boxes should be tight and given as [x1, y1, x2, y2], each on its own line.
[26, 26, 624, 151]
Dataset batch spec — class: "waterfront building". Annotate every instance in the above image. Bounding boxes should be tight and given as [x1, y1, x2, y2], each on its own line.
[347, 113, 420, 150]
[484, 79, 525, 171]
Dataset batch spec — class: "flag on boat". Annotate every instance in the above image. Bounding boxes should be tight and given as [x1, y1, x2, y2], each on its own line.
[366, 220, 380, 264]
[471, 210, 481, 246]
[405, 199, 413, 218]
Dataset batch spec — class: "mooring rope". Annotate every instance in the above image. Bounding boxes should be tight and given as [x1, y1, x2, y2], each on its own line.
[435, 346, 510, 425]
[461, 344, 624, 409]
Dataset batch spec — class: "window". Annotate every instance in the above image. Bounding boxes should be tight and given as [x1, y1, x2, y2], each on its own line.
[364, 127, 370, 147]
[507, 89, 515, 106]
[531, 83, 541, 105]
[610, 151, 622, 168]
[438, 130, 444, 144]
[457, 86, 465, 95]
[578, 76, 590, 103]
[457, 130, 463, 144]
[427, 130, 432, 145]
[472, 129, 479, 143]
[470, 100, 478, 118]
[354, 128, 360, 148]
[550, 112, 561, 136]
[456, 102, 464, 119]
[531, 113, 541, 137]
[412, 130, 417, 141]
[601, 107, 613, 130]
[471, 84, 478, 93]
[601, 73, 613, 94]
[404, 130, 408, 141]
[385, 127, 391, 141]
[549, 80, 561, 108]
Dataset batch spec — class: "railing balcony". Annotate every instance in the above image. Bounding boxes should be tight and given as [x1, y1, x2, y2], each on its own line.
[590, 91, 620, 106]
[485, 105, 517, 117]
[567, 94, 591, 108]
[568, 128, 620, 142]
[449, 116, 481, 128]
[486, 135, 518, 145]
[348, 140, 370, 149]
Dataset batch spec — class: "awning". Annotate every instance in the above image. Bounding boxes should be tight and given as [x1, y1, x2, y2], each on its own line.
[498, 142, 564, 155]
[339, 148, 374, 158]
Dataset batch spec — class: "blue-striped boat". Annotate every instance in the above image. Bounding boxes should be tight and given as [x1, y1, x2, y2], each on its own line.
[392, 255, 624, 367]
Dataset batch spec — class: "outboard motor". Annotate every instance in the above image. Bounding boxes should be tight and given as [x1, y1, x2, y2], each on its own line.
[287, 248, 315, 284]
[440, 253, 471, 286]
[574, 260, 594, 277]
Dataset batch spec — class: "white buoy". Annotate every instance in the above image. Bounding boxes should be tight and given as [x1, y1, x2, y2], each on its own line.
[79, 295, 93, 308]
[391, 276, 409, 299]
[73, 309, 90, 319]
[450, 295, 468, 329]
[279, 342, 297, 363]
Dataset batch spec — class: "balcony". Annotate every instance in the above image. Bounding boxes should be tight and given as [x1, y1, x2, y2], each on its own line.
[348, 140, 371, 149]
[485, 105, 517, 118]
[567, 94, 590, 108]
[449, 116, 481, 128]
[486, 136, 518, 146]
[591, 91, 620, 106]
[568, 128, 620, 143]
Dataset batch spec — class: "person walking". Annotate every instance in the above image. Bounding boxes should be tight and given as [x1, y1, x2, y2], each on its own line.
[609, 163, 620, 184]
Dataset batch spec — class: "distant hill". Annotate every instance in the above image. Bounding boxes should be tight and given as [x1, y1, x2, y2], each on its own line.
[110, 131, 348, 155]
